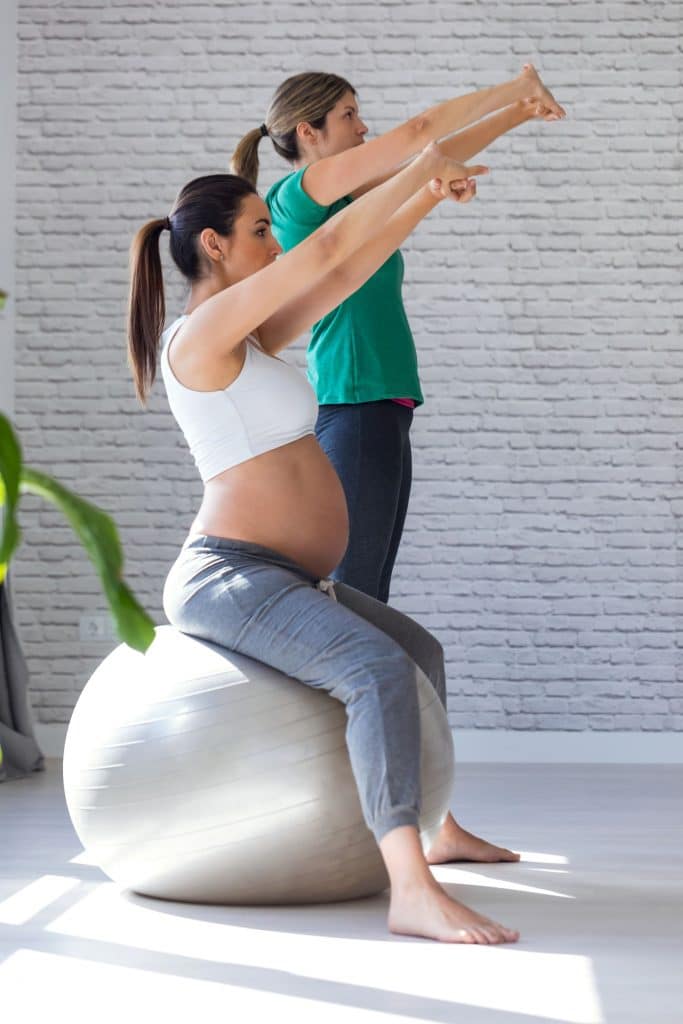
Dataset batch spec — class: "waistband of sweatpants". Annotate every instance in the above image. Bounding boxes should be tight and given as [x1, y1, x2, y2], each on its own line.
[182, 533, 319, 582]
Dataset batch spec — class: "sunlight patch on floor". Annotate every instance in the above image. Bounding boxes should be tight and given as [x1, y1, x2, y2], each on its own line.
[0, 875, 81, 926]
[429, 864, 574, 899]
[518, 851, 569, 865]
[0, 949, 424, 1024]
[43, 883, 603, 1023]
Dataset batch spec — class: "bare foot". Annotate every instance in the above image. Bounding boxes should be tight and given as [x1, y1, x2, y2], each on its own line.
[426, 814, 520, 865]
[520, 63, 566, 119]
[389, 877, 519, 944]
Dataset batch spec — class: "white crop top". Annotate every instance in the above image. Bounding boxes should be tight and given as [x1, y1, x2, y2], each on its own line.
[160, 316, 318, 483]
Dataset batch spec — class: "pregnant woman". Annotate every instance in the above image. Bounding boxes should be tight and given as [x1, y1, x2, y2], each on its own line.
[127, 145, 520, 943]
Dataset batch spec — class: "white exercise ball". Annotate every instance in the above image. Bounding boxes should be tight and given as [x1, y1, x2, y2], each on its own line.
[63, 626, 454, 904]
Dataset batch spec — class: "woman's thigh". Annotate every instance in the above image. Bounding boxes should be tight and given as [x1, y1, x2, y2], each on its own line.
[316, 402, 407, 600]
[334, 581, 447, 709]
[378, 414, 412, 603]
[164, 538, 417, 704]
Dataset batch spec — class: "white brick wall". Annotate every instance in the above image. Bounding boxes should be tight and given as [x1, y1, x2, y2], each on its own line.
[1, 0, 17, 416]
[13, 0, 682, 733]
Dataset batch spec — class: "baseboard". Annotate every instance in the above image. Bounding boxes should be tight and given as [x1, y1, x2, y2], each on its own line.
[36, 723, 683, 764]
[453, 729, 683, 763]
[35, 724, 69, 759]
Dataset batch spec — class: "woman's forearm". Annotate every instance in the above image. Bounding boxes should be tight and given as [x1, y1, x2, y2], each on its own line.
[257, 184, 448, 352]
[325, 145, 463, 266]
[416, 77, 532, 149]
[439, 101, 531, 163]
[338, 186, 441, 293]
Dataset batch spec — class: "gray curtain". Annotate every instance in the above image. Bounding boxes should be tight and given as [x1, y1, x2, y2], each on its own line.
[0, 577, 44, 781]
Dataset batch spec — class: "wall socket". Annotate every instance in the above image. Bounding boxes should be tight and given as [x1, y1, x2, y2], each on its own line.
[79, 613, 117, 643]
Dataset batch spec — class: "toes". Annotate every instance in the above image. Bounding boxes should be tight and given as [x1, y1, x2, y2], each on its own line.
[479, 915, 520, 944]
[496, 922, 520, 943]
[489, 845, 519, 862]
[502, 848, 521, 861]
[485, 844, 519, 862]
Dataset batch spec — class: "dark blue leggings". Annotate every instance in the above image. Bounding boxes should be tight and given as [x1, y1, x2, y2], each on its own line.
[316, 400, 413, 603]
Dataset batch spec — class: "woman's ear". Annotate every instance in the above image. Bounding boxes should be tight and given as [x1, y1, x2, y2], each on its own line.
[198, 228, 226, 264]
[295, 120, 317, 149]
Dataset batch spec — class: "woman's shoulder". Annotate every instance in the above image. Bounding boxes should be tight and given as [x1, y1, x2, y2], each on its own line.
[266, 167, 335, 233]
[265, 168, 303, 213]
[161, 314, 189, 350]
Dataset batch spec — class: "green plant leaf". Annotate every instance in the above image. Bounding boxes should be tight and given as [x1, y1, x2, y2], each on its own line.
[20, 467, 155, 652]
[0, 413, 22, 582]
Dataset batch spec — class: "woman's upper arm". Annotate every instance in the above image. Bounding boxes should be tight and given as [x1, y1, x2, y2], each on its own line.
[302, 118, 426, 206]
[179, 224, 336, 359]
[256, 267, 346, 354]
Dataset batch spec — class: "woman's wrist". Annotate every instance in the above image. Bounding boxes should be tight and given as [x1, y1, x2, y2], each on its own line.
[518, 98, 537, 123]
[423, 181, 445, 206]
[418, 141, 442, 178]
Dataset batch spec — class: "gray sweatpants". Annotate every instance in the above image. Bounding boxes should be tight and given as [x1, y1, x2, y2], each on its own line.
[163, 534, 447, 843]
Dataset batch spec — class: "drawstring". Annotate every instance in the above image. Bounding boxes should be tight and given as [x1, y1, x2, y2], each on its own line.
[317, 578, 338, 601]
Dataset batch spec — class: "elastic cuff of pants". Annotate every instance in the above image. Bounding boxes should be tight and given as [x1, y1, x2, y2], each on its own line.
[372, 807, 420, 845]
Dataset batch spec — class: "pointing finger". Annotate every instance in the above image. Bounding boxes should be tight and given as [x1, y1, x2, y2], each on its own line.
[462, 164, 489, 178]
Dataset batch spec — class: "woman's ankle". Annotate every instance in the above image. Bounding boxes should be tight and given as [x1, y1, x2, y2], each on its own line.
[379, 824, 438, 891]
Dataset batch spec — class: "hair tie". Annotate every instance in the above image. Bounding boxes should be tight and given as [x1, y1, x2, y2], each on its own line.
[163, 216, 171, 231]
[259, 123, 269, 138]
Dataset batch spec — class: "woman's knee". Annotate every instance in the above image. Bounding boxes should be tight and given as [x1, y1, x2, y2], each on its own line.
[330, 641, 418, 708]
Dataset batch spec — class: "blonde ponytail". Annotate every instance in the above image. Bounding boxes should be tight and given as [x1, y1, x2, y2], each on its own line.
[231, 73, 356, 185]
[230, 126, 266, 187]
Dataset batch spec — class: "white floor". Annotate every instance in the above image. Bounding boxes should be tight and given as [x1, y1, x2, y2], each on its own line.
[1, 762, 682, 1024]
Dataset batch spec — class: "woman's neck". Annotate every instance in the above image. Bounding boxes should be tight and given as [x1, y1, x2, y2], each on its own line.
[184, 280, 225, 316]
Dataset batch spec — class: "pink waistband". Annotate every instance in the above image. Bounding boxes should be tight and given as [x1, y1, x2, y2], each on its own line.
[392, 398, 417, 409]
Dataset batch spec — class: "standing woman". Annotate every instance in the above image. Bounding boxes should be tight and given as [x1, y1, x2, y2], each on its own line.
[128, 146, 522, 943]
[231, 65, 564, 602]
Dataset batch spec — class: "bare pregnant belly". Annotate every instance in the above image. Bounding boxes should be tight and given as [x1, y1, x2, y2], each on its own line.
[190, 435, 349, 579]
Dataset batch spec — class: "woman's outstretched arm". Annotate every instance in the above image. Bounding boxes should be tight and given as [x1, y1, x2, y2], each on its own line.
[181, 145, 487, 359]
[440, 97, 558, 162]
[303, 64, 564, 206]
[351, 98, 556, 198]
[257, 176, 477, 354]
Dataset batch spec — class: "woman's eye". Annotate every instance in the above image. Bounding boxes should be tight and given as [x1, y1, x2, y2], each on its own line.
[256, 229, 266, 237]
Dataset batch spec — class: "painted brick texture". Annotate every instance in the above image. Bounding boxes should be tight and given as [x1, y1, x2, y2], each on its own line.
[13, 0, 682, 731]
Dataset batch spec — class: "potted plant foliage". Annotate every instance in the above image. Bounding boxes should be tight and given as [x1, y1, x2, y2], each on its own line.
[0, 411, 155, 776]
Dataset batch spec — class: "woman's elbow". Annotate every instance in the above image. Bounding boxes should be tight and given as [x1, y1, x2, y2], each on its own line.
[409, 112, 433, 147]
[312, 221, 346, 269]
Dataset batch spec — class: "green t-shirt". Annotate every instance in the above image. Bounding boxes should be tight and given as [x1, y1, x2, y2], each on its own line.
[265, 168, 423, 406]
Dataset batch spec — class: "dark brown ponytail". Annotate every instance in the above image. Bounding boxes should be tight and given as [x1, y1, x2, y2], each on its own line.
[127, 217, 167, 404]
[127, 175, 257, 404]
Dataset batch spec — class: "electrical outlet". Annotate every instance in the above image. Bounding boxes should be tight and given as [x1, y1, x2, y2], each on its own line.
[79, 613, 116, 643]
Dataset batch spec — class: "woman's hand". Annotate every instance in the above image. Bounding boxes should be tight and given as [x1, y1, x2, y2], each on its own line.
[421, 141, 489, 192]
[519, 64, 566, 119]
[428, 176, 477, 203]
[519, 96, 562, 123]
